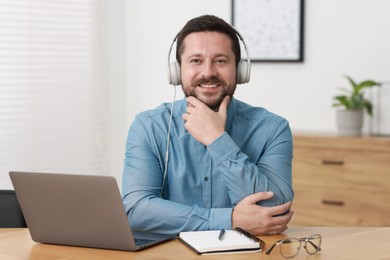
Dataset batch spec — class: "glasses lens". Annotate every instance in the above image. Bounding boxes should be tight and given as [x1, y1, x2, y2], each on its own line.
[280, 238, 301, 258]
[305, 234, 322, 254]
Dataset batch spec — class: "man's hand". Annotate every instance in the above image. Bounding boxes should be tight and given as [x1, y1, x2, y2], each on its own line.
[182, 96, 230, 146]
[232, 192, 294, 235]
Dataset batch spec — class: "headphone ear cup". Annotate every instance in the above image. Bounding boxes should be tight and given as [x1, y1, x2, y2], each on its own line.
[236, 60, 250, 84]
[168, 62, 181, 86]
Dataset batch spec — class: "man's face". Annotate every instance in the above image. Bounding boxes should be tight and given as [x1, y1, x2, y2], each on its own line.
[180, 31, 237, 111]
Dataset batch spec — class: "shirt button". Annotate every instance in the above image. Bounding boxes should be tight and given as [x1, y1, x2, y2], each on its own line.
[204, 177, 209, 181]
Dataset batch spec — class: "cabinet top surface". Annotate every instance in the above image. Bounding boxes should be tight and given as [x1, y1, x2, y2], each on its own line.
[292, 132, 390, 151]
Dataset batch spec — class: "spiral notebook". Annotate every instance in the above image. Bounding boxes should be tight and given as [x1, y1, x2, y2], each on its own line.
[179, 228, 265, 255]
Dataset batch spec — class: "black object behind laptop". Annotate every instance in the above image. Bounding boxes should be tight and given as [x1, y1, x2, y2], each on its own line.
[9, 171, 176, 251]
[0, 190, 27, 228]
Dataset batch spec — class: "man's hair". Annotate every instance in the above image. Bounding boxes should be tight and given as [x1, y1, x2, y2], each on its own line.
[175, 15, 241, 67]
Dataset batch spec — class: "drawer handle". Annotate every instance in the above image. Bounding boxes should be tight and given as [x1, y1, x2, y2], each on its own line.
[322, 199, 345, 206]
[322, 160, 344, 166]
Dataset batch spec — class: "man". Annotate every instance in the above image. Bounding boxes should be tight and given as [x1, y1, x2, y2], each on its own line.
[122, 15, 294, 236]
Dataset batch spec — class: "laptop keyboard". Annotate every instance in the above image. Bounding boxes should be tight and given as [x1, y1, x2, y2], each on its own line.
[134, 237, 155, 246]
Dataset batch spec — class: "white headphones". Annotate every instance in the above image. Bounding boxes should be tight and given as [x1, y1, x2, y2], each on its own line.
[167, 28, 251, 86]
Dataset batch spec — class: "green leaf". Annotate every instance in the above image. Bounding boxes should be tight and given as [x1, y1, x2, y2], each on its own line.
[332, 75, 380, 116]
[355, 80, 380, 93]
[344, 75, 357, 90]
[363, 100, 373, 116]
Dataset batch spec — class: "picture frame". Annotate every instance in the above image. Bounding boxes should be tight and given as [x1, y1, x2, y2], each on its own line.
[232, 0, 304, 62]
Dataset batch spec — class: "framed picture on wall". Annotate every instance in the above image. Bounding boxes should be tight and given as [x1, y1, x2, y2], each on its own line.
[232, 0, 304, 62]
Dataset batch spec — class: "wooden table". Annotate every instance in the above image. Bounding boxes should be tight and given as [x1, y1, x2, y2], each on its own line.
[1, 227, 390, 259]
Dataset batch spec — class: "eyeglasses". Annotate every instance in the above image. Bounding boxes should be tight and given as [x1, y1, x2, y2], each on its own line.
[265, 234, 322, 258]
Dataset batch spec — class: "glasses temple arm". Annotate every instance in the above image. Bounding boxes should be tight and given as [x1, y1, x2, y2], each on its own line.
[265, 242, 279, 255]
[307, 240, 322, 251]
[299, 237, 322, 252]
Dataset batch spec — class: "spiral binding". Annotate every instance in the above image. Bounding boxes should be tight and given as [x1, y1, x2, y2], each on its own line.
[234, 227, 266, 250]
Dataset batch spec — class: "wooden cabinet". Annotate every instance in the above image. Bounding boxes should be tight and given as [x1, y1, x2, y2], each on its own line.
[290, 133, 390, 226]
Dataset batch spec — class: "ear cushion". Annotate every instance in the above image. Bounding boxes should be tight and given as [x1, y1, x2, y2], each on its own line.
[237, 60, 250, 84]
[167, 62, 181, 86]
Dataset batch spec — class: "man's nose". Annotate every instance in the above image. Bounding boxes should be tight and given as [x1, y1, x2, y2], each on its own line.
[201, 61, 217, 78]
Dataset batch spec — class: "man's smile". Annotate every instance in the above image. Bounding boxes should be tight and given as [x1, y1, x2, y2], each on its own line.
[199, 84, 218, 88]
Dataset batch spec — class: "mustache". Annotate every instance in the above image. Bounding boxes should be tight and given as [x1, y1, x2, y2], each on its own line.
[192, 76, 226, 86]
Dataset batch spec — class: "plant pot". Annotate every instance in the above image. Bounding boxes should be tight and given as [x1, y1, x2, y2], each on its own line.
[336, 109, 364, 136]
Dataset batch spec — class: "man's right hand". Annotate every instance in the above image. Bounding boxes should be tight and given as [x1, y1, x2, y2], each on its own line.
[231, 191, 294, 235]
[182, 96, 230, 146]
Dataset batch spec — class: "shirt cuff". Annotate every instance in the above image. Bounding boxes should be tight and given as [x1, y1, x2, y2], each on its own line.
[209, 208, 233, 230]
[207, 132, 239, 164]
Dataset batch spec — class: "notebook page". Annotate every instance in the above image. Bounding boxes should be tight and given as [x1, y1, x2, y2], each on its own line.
[179, 230, 260, 253]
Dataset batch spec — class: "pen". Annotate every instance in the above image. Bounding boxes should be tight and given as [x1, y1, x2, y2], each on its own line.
[218, 229, 225, 241]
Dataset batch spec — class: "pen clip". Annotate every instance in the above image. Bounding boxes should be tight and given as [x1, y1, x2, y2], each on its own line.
[218, 229, 225, 241]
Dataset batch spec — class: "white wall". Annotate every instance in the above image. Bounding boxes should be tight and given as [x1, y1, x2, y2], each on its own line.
[109, 0, 390, 182]
[106, 1, 128, 187]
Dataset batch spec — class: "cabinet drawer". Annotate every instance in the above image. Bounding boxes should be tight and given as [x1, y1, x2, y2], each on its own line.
[290, 186, 390, 226]
[293, 147, 390, 192]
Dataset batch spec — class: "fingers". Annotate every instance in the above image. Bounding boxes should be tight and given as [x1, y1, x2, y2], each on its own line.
[183, 97, 208, 120]
[268, 211, 294, 234]
[269, 201, 293, 217]
[218, 96, 230, 113]
[240, 191, 292, 215]
[186, 95, 230, 111]
[241, 191, 274, 205]
[272, 210, 294, 225]
[239, 191, 292, 219]
[186, 96, 204, 108]
[252, 210, 294, 235]
[185, 106, 194, 115]
[234, 192, 294, 235]
[185, 95, 230, 118]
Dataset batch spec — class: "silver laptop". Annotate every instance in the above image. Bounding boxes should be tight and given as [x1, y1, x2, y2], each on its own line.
[9, 171, 176, 251]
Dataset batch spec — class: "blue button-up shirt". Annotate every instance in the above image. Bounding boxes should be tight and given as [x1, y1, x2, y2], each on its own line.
[122, 97, 293, 235]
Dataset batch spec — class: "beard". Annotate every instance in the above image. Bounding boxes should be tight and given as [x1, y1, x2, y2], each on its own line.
[183, 76, 236, 111]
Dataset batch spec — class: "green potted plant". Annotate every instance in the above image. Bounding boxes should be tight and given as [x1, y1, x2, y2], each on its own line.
[332, 75, 380, 136]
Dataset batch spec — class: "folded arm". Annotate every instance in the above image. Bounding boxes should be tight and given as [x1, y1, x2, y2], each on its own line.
[207, 120, 294, 206]
[122, 117, 232, 235]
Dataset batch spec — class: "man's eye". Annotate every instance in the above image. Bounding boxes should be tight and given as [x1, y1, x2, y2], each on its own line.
[190, 59, 201, 63]
[215, 59, 227, 64]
